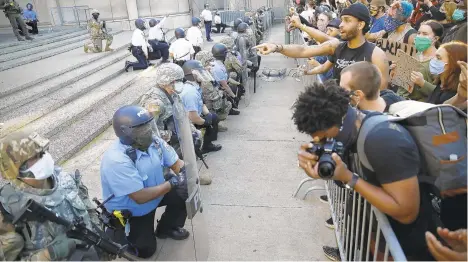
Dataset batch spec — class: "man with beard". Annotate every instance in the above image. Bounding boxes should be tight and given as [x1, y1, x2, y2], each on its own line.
[365, 0, 388, 42]
[260, 3, 389, 90]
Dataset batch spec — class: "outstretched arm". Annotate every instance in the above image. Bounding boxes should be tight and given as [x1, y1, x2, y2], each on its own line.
[254, 38, 340, 58]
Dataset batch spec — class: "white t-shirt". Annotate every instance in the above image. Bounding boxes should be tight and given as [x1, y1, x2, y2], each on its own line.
[200, 9, 212, 22]
[186, 26, 203, 47]
[148, 17, 166, 41]
[169, 38, 195, 61]
[131, 28, 148, 57]
[214, 15, 222, 24]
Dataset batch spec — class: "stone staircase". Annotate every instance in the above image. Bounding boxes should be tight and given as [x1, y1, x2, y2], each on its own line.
[0, 26, 178, 164]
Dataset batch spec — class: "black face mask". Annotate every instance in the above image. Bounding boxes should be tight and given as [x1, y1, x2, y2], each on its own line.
[92, 14, 99, 20]
[335, 106, 359, 150]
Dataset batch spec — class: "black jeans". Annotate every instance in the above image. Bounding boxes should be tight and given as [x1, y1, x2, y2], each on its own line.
[196, 113, 219, 146]
[214, 23, 226, 33]
[193, 46, 202, 58]
[130, 46, 148, 70]
[26, 20, 38, 34]
[148, 39, 169, 60]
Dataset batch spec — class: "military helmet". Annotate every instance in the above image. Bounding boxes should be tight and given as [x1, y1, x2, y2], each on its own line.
[212, 43, 228, 60]
[91, 9, 99, 15]
[175, 28, 186, 39]
[242, 16, 253, 25]
[233, 18, 243, 30]
[219, 36, 235, 50]
[135, 18, 146, 31]
[0, 131, 50, 180]
[149, 18, 158, 28]
[195, 50, 214, 67]
[113, 105, 154, 146]
[237, 22, 249, 33]
[154, 63, 185, 86]
[192, 17, 201, 26]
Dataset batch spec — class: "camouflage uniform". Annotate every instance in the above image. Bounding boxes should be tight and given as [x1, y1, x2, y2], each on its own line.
[84, 10, 113, 53]
[2, 0, 32, 41]
[0, 131, 108, 261]
[219, 37, 243, 76]
[195, 51, 232, 121]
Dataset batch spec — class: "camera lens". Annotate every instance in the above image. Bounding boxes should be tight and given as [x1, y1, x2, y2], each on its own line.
[318, 154, 335, 179]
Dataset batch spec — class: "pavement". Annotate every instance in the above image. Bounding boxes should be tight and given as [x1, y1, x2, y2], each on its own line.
[62, 25, 337, 260]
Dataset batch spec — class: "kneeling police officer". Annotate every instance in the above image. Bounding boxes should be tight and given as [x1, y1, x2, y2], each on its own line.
[100, 105, 189, 258]
[125, 19, 150, 72]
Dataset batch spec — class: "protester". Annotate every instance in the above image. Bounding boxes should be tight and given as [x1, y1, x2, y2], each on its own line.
[369, 0, 388, 34]
[441, 1, 467, 43]
[410, 0, 442, 29]
[384, 1, 417, 45]
[426, 227, 467, 261]
[22, 3, 38, 34]
[444, 61, 467, 110]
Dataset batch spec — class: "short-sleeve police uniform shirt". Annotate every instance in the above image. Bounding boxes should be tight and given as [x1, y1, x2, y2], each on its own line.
[211, 60, 228, 82]
[100, 137, 178, 217]
[180, 82, 203, 115]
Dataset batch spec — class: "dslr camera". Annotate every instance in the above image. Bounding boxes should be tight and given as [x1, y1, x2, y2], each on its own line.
[306, 138, 344, 179]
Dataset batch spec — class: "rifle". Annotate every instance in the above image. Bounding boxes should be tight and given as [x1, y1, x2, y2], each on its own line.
[193, 134, 209, 169]
[12, 199, 142, 261]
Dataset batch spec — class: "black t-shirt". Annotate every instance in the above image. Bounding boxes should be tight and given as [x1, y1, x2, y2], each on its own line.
[380, 89, 405, 112]
[359, 118, 440, 260]
[329, 41, 376, 81]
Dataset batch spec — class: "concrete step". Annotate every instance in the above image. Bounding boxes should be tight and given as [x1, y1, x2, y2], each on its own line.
[0, 30, 123, 72]
[0, 31, 133, 98]
[0, 58, 130, 136]
[0, 29, 89, 56]
[48, 71, 153, 163]
[0, 27, 86, 49]
[0, 48, 130, 114]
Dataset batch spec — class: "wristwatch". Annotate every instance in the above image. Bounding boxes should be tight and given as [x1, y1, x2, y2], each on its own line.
[345, 173, 360, 190]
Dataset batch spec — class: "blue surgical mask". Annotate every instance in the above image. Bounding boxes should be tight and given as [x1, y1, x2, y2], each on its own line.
[429, 58, 446, 75]
[452, 9, 466, 21]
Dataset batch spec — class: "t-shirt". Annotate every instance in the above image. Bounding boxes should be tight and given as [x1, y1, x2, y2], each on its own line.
[358, 116, 440, 260]
[369, 15, 386, 33]
[329, 41, 376, 81]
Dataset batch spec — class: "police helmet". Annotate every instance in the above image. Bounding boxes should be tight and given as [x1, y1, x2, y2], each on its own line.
[192, 17, 201, 26]
[0, 130, 50, 181]
[135, 18, 146, 31]
[154, 63, 185, 86]
[237, 22, 249, 33]
[112, 105, 154, 146]
[233, 18, 243, 30]
[242, 16, 253, 25]
[182, 60, 214, 82]
[212, 43, 228, 61]
[175, 28, 186, 39]
[149, 19, 158, 28]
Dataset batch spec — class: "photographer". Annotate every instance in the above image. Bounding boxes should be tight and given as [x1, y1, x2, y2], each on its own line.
[294, 81, 440, 260]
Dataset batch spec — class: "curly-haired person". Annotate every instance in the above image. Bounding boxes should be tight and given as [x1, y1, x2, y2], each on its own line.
[294, 81, 441, 260]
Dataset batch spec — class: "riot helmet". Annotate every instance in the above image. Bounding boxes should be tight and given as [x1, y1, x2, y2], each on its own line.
[182, 60, 214, 83]
[192, 17, 201, 26]
[237, 22, 249, 33]
[233, 18, 243, 30]
[0, 130, 53, 181]
[175, 28, 186, 39]
[243, 16, 253, 25]
[149, 18, 158, 28]
[135, 18, 146, 31]
[113, 105, 155, 151]
[212, 43, 228, 61]
[91, 9, 100, 20]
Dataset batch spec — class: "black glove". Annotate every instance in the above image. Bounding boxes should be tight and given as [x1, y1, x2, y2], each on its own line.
[165, 173, 180, 188]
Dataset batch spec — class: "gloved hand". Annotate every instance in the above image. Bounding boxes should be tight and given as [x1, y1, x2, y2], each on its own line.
[47, 234, 79, 260]
[203, 113, 214, 126]
[165, 173, 180, 188]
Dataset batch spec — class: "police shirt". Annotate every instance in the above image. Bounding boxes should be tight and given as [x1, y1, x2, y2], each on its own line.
[180, 82, 203, 116]
[169, 38, 195, 61]
[211, 60, 228, 82]
[214, 15, 222, 25]
[200, 9, 212, 22]
[186, 26, 204, 47]
[148, 17, 166, 41]
[131, 28, 148, 57]
[100, 137, 178, 217]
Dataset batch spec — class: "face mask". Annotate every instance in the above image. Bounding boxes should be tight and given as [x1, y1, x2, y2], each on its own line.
[414, 36, 433, 52]
[92, 14, 99, 20]
[429, 58, 447, 75]
[174, 81, 185, 94]
[384, 15, 406, 32]
[335, 106, 359, 150]
[452, 9, 466, 21]
[370, 9, 378, 16]
[20, 152, 55, 180]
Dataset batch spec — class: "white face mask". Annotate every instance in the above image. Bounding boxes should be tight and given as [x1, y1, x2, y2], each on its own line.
[174, 81, 185, 94]
[20, 152, 55, 180]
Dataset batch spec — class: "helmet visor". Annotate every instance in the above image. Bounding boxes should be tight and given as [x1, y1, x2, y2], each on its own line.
[192, 69, 214, 82]
[122, 122, 154, 149]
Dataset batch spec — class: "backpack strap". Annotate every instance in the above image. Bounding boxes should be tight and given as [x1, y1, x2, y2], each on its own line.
[356, 114, 392, 172]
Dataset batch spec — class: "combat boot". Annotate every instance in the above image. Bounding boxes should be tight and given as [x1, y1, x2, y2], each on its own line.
[16, 36, 25, 41]
[84, 44, 89, 53]
[104, 44, 113, 52]
[25, 35, 33, 40]
[199, 173, 212, 185]
[218, 121, 228, 132]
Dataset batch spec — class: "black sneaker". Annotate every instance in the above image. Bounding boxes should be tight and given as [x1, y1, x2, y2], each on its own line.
[325, 217, 335, 229]
[323, 246, 341, 261]
[229, 109, 240, 115]
[320, 195, 328, 204]
[156, 227, 190, 240]
[202, 143, 222, 153]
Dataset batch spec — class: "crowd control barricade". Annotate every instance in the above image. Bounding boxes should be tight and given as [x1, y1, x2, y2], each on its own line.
[290, 28, 317, 87]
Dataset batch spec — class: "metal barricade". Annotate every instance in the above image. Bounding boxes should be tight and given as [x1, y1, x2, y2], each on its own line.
[290, 28, 316, 87]
[50, 6, 90, 27]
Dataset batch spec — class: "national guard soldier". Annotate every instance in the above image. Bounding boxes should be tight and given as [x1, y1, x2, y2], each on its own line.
[169, 28, 195, 67]
[84, 9, 113, 53]
[195, 51, 233, 124]
[138, 63, 212, 185]
[237, 22, 261, 81]
[148, 17, 169, 63]
[100, 105, 190, 258]
[0, 130, 110, 260]
[229, 18, 243, 40]
[125, 19, 149, 72]
[219, 37, 243, 85]
[1, 0, 33, 41]
[186, 17, 204, 57]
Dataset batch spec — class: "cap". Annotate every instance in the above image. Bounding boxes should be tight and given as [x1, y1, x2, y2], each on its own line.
[327, 18, 341, 29]
[370, 0, 389, 8]
[340, 3, 371, 25]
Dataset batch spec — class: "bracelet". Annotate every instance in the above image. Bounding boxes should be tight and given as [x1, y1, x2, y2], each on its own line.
[274, 44, 279, 53]
[278, 44, 284, 52]
[300, 24, 307, 31]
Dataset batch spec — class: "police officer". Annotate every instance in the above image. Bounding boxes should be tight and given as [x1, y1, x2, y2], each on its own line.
[1, 0, 33, 41]
[125, 19, 149, 72]
[84, 9, 113, 53]
[200, 3, 213, 42]
[181, 60, 222, 153]
[169, 28, 195, 67]
[186, 17, 204, 57]
[148, 17, 169, 63]
[0, 131, 109, 260]
[138, 63, 212, 185]
[101, 105, 189, 258]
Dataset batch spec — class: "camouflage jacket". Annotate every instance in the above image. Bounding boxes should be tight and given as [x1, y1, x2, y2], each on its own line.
[0, 168, 102, 261]
[200, 81, 223, 111]
[2, 0, 21, 14]
[87, 19, 104, 38]
[224, 52, 242, 74]
[246, 28, 256, 47]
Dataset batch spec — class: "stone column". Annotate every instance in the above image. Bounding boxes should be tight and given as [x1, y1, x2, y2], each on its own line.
[125, 0, 139, 20]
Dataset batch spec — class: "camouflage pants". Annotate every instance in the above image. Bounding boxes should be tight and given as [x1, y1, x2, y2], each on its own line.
[210, 98, 232, 121]
[84, 34, 113, 52]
